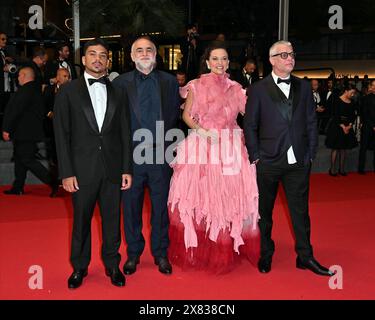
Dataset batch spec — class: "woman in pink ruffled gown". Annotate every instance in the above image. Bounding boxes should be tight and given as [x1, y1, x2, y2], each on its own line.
[168, 42, 260, 274]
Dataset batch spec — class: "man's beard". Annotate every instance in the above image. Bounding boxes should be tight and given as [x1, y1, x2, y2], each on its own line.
[135, 57, 156, 73]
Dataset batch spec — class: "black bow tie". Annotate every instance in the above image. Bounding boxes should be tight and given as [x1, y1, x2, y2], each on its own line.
[88, 76, 107, 86]
[277, 77, 291, 85]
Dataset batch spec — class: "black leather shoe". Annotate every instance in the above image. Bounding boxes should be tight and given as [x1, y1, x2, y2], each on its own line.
[258, 258, 272, 273]
[154, 257, 172, 274]
[358, 170, 366, 175]
[123, 257, 140, 275]
[68, 269, 88, 289]
[105, 267, 126, 287]
[3, 189, 24, 195]
[338, 170, 347, 176]
[328, 169, 338, 177]
[296, 257, 335, 276]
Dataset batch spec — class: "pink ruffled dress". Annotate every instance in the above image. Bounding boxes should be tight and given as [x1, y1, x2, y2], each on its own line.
[168, 72, 260, 274]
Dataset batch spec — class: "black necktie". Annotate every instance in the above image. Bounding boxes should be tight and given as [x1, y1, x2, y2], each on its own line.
[277, 77, 291, 85]
[88, 76, 107, 86]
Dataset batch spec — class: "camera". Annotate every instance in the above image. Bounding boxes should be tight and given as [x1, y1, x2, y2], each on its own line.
[7, 64, 17, 74]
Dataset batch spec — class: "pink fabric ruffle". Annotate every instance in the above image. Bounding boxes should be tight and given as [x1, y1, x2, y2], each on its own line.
[168, 72, 259, 272]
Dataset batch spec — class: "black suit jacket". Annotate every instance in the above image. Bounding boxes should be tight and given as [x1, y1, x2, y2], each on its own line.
[2, 81, 45, 141]
[230, 69, 259, 90]
[244, 74, 318, 165]
[113, 69, 180, 151]
[361, 93, 375, 128]
[53, 77, 132, 185]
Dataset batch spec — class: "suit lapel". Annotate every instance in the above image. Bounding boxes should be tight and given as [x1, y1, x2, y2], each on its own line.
[264, 75, 289, 122]
[291, 75, 301, 116]
[78, 77, 99, 133]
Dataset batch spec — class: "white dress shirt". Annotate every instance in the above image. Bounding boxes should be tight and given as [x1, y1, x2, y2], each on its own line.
[271, 71, 296, 164]
[313, 91, 321, 105]
[59, 60, 72, 78]
[243, 69, 252, 85]
[326, 90, 332, 101]
[84, 71, 107, 132]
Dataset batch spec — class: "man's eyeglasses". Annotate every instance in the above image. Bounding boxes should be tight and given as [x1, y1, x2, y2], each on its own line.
[271, 52, 296, 59]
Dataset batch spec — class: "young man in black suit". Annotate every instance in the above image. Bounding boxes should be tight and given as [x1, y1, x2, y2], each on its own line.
[2, 66, 58, 197]
[113, 37, 180, 276]
[53, 38, 132, 288]
[244, 40, 334, 277]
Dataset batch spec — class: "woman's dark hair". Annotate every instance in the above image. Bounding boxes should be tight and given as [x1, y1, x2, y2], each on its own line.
[339, 82, 357, 95]
[198, 41, 228, 76]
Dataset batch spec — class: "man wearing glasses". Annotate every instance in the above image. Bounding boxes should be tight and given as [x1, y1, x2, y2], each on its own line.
[244, 40, 334, 277]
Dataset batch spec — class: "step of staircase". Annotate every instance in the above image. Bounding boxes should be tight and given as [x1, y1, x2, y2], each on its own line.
[0, 141, 50, 185]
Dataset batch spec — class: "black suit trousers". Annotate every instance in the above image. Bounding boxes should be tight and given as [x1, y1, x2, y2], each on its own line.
[122, 161, 171, 259]
[12, 140, 52, 191]
[256, 158, 314, 261]
[70, 157, 121, 270]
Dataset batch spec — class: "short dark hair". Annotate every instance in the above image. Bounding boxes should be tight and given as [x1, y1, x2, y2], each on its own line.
[187, 23, 197, 30]
[32, 47, 46, 58]
[57, 42, 69, 52]
[245, 58, 256, 65]
[176, 70, 186, 76]
[83, 38, 109, 56]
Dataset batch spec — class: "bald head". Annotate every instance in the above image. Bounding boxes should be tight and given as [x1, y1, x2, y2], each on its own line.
[56, 68, 71, 86]
[311, 79, 319, 92]
[18, 67, 35, 86]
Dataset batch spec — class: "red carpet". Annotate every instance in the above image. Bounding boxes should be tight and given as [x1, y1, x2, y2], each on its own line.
[0, 173, 374, 300]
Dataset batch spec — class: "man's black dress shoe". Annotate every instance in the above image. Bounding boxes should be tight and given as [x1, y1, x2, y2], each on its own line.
[68, 269, 88, 289]
[154, 257, 172, 274]
[258, 258, 272, 273]
[105, 268, 126, 287]
[123, 257, 140, 275]
[328, 169, 338, 177]
[296, 257, 335, 276]
[338, 170, 347, 176]
[3, 189, 24, 195]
